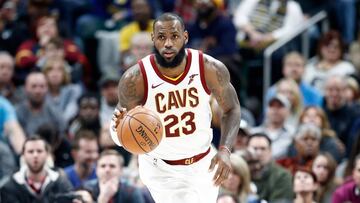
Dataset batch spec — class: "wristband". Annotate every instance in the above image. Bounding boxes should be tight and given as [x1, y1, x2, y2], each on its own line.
[219, 145, 231, 154]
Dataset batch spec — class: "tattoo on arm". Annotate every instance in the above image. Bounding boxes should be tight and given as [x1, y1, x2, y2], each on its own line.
[204, 56, 236, 111]
[118, 68, 142, 109]
[216, 68, 227, 86]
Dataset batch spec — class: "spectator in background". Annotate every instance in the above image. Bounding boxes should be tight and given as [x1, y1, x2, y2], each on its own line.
[0, 0, 29, 55]
[233, 0, 303, 51]
[42, 57, 82, 123]
[332, 154, 360, 203]
[75, 0, 131, 40]
[247, 133, 293, 203]
[312, 153, 339, 203]
[266, 52, 323, 108]
[278, 124, 322, 174]
[187, 0, 242, 99]
[238, 148, 261, 183]
[15, 14, 90, 85]
[64, 130, 99, 189]
[293, 167, 318, 203]
[322, 75, 358, 157]
[84, 150, 145, 203]
[118, 0, 154, 69]
[0, 51, 22, 104]
[122, 31, 153, 70]
[37, 37, 85, 84]
[99, 74, 118, 127]
[36, 123, 73, 168]
[0, 95, 25, 155]
[68, 93, 101, 140]
[275, 78, 303, 128]
[220, 154, 254, 203]
[344, 76, 360, 105]
[298, 106, 344, 163]
[0, 136, 73, 202]
[251, 94, 293, 159]
[16, 71, 66, 137]
[187, 0, 237, 58]
[303, 31, 356, 93]
[174, 0, 197, 25]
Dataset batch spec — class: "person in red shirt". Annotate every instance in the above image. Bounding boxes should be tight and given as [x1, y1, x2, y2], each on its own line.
[15, 14, 90, 85]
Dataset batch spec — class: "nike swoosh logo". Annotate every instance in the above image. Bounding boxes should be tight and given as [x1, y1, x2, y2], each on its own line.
[151, 82, 164, 89]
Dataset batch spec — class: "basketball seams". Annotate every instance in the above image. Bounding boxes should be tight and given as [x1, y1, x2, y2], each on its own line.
[127, 113, 161, 144]
[127, 115, 148, 153]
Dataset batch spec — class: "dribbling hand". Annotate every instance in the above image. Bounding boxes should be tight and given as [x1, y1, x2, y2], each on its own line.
[208, 150, 232, 186]
[111, 107, 127, 131]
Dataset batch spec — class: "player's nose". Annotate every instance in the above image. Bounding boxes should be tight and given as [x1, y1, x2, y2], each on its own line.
[164, 38, 173, 48]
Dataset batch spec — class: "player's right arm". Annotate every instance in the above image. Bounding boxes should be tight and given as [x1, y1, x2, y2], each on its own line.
[110, 64, 145, 146]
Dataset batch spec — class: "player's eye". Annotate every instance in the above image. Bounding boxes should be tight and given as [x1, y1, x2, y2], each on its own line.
[158, 35, 165, 40]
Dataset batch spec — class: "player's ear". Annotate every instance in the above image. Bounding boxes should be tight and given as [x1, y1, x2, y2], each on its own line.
[184, 30, 189, 44]
[151, 32, 154, 42]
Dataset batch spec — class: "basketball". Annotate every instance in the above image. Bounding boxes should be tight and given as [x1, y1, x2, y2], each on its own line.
[117, 106, 163, 154]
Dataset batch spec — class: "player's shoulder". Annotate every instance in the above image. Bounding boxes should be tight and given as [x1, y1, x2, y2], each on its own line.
[121, 62, 143, 82]
[201, 53, 228, 73]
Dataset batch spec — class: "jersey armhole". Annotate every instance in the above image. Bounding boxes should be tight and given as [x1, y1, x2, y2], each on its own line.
[138, 60, 148, 105]
[199, 51, 211, 95]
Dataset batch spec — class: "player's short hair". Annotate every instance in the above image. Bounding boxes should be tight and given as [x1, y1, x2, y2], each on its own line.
[153, 12, 185, 31]
[22, 135, 50, 154]
[247, 132, 272, 147]
[98, 149, 125, 167]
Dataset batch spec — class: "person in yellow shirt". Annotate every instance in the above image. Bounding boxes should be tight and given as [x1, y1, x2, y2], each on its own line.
[118, 0, 154, 69]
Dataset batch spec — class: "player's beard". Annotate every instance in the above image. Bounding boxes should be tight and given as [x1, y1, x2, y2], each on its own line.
[154, 45, 186, 69]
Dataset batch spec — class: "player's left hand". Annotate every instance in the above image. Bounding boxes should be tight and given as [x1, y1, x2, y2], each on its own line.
[208, 150, 231, 186]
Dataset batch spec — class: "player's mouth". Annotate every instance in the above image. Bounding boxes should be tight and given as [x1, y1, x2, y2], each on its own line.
[163, 52, 175, 58]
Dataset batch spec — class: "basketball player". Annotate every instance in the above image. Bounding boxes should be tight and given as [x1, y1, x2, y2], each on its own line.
[110, 13, 241, 203]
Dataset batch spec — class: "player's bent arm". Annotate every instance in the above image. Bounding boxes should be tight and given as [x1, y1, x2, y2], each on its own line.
[110, 64, 145, 146]
[203, 54, 241, 151]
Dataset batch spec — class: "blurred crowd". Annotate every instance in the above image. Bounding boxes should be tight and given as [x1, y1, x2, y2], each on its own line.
[0, 0, 360, 202]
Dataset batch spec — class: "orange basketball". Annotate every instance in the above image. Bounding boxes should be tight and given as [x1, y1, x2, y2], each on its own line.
[117, 106, 163, 154]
